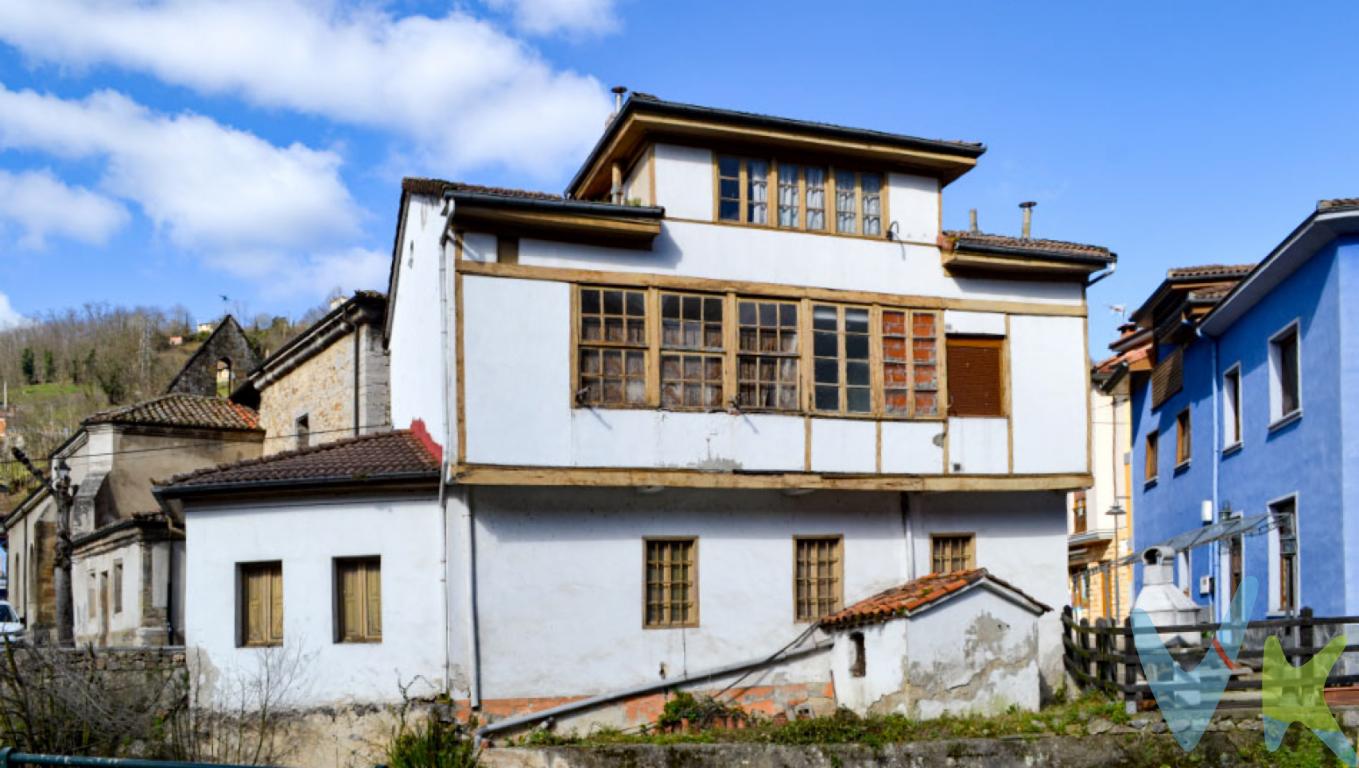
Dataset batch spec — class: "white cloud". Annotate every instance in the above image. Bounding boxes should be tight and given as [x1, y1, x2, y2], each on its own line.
[0, 0, 614, 179]
[204, 247, 389, 300]
[485, 0, 619, 36]
[0, 292, 25, 330]
[0, 84, 360, 251]
[0, 168, 128, 248]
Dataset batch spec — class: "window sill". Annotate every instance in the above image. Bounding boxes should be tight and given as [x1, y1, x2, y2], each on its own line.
[1222, 441, 1243, 457]
[1144, 477, 1158, 489]
[644, 624, 700, 631]
[1268, 410, 1303, 432]
[336, 639, 382, 645]
[1174, 459, 1192, 474]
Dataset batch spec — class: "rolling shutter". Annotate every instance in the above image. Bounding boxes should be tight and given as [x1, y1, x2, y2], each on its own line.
[946, 337, 1005, 417]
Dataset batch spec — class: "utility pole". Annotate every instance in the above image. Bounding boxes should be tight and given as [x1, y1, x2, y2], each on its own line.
[11, 448, 74, 646]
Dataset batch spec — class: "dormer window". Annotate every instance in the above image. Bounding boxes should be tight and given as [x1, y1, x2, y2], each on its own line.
[716, 155, 886, 237]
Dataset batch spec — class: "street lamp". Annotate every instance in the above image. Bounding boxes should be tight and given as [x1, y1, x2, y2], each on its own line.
[52, 457, 74, 647]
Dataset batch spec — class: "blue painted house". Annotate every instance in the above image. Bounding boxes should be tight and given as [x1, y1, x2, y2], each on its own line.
[1124, 199, 1359, 621]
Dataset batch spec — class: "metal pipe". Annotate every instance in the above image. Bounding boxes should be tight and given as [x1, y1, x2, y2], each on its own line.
[438, 216, 455, 701]
[1086, 260, 1117, 287]
[476, 638, 833, 740]
[1019, 201, 1036, 238]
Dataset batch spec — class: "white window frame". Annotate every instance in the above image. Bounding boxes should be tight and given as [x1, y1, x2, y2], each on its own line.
[1266, 492, 1300, 615]
[1222, 362, 1243, 451]
[1267, 320, 1302, 428]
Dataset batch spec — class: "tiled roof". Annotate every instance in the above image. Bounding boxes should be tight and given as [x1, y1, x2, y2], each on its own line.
[84, 394, 260, 432]
[819, 569, 1050, 630]
[402, 177, 562, 201]
[1165, 264, 1255, 280]
[1094, 345, 1150, 375]
[1318, 198, 1359, 212]
[162, 428, 440, 492]
[943, 231, 1115, 263]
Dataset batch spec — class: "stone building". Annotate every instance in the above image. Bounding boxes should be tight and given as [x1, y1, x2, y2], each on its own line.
[5, 394, 265, 645]
[165, 316, 262, 398]
[233, 292, 390, 455]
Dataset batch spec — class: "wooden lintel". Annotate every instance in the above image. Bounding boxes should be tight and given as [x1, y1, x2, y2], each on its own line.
[451, 465, 1091, 493]
[455, 260, 1088, 319]
[451, 205, 661, 248]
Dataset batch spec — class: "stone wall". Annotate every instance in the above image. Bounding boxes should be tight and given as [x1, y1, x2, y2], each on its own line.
[257, 323, 390, 455]
[166, 317, 261, 397]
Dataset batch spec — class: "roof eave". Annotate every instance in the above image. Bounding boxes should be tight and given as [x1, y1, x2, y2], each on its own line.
[156, 470, 441, 501]
[1200, 207, 1359, 335]
[567, 98, 985, 201]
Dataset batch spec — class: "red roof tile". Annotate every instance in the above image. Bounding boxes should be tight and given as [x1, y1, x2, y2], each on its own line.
[1165, 264, 1254, 280]
[84, 394, 260, 432]
[942, 231, 1114, 262]
[819, 568, 1050, 630]
[162, 429, 440, 493]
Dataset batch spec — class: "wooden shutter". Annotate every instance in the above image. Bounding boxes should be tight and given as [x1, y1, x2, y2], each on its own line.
[241, 566, 265, 646]
[946, 337, 1004, 417]
[1151, 346, 1183, 409]
[268, 564, 283, 643]
[365, 561, 382, 639]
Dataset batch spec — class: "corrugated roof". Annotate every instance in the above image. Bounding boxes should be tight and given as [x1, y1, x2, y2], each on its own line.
[84, 394, 260, 432]
[943, 231, 1114, 263]
[163, 428, 439, 492]
[819, 568, 1050, 630]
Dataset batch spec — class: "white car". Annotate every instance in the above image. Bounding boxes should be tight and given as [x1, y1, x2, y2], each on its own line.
[0, 601, 24, 642]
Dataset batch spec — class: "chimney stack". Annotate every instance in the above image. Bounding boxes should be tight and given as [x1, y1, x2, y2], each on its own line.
[1019, 201, 1036, 239]
[968, 209, 979, 234]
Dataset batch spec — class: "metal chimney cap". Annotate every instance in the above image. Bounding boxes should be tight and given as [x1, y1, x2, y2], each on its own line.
[1019, 201, 1037, 209]
[610, 85, 629, 95]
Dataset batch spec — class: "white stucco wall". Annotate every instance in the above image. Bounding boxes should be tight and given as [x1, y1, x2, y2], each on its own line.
[886, 173, 939, 244]
[469, 487, 909, 699]
[1008, 315, 1088, 475]
[183, 495, 445, 706]
[908, 491, 1066, 686]
[460, 274, 1086, 476]
[829, 587, 1041, 717]
[653, 144, 714, 221]
[389, 194, 452, 445]
[518, 221, 1083, 309]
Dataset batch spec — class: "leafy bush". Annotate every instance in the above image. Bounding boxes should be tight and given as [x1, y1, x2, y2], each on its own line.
[386, 716, 479, 768]
[655, 692, 749, 731]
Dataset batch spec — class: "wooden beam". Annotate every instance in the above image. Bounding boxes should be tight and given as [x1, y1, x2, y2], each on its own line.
[455, 260, 1088, 318]
[452, 464, 1091, 493]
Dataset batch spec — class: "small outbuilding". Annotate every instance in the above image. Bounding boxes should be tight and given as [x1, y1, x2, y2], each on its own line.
[820, 568, 1051, 719]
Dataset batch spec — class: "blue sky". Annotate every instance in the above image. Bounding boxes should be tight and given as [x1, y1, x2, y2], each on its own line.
[2, 1, 1359, 356]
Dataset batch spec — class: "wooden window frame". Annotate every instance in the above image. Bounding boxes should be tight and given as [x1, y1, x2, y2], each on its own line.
[1072, 492, 1088, 534]
[713, 154, 890, 240]
[1145, 430, 1159, 484]
[945, 336, 1006, 418]
[659, 290, 727, 411]
[1175, 408, 1192, 467]
[643, 537, 699, 629]
[334, 556, 382, 644]
[1269, 494, 1299, 614]
[575, 285, 650, 408]
[572, 283, 946, 421]
[1268, 321, 1302, 427]
[793, 535, 844, 623]
[736, 297, 802, 412]
[811, 303, 873, 416]
[237, 561, 283, 649]
[1223, 364, 1242, 450]
[930, 533, 976, 574]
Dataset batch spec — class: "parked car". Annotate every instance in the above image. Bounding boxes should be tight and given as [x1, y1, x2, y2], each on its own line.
[0, 601, 24, 642]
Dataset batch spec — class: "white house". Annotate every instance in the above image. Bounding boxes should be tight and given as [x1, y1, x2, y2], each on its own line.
[162, 93, 1112, 740]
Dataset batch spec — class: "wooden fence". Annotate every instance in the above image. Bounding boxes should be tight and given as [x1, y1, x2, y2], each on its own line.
[1061, 606, 1359, 708]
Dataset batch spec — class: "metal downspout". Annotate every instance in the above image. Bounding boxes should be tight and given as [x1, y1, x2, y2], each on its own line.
[437, 207, 454, 700]
[1200, 326, 1223, 620]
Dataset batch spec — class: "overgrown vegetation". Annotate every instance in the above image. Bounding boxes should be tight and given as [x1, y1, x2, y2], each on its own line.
[386, 717, 479, 768]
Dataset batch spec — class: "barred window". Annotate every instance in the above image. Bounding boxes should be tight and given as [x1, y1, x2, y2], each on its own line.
[644, 539, 697, 628]
[661, 292, 724, 409]
[737, 299, 800, 411]
[794, 537, 843, 622]
[578, 286, 647, 406]
[931, 534, 974, 574]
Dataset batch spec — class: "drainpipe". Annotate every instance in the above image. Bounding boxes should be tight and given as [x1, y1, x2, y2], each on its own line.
[1086, 261, 1117, 288]
[437, 207, 455, 700]
[1199, 325, 1223, 620]
[901, 493, 916, 580]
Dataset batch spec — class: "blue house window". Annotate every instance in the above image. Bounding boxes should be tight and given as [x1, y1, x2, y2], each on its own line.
[1269, 323, 1301, 425]
[1223, 365, 1242, 448]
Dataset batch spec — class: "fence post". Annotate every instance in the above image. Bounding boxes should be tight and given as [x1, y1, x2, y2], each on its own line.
[1123, 616, 1139, 713]
[1300, 606, 1314, 658]
[1095, 618, 1109, 689]
[1079, 617, 1092, 686]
